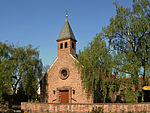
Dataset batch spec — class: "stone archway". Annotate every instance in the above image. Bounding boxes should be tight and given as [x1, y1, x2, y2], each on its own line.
[56, 86, 72, 103]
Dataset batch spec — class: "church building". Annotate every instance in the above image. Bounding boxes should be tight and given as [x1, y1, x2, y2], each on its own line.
[40, 15, 93, 103]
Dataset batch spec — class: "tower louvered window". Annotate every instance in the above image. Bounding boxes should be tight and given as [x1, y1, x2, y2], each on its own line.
[65, 42, 68, 48]
[60, 43, 63, 49]
[72, 42, 74, 49]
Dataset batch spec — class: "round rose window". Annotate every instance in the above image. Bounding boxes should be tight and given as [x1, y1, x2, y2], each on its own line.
[61, 69, 67, 77]
[59, 68, 69, 80]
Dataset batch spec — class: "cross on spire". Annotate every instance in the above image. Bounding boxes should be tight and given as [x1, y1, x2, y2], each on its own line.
[65, 9, 68, 19]
[57, 9, 77, 42]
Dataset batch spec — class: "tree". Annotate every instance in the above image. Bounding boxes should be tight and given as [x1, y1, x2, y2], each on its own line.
[0, 42, 42, 106]
[0, 42, 13, 101]
[101, 0, 150, 101]
[42, 65, 50, 74]
[77, 37, 118, 102]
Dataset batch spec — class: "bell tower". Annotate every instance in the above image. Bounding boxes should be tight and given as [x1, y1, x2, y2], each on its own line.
[56, 13, 77, 57]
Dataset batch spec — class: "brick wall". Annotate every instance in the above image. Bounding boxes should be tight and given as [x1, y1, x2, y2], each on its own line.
[21, 102, 150, 113]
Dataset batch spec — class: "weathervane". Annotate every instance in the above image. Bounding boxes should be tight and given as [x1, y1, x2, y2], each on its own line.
[65, 9, 68, 19]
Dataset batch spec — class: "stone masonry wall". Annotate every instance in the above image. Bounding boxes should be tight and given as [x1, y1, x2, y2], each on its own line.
[57, 39, 76, 57]
[21, 102, 150, 113]
[46, 53, 93, 103]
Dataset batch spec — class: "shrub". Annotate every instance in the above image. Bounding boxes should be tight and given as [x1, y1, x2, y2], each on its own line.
[6, 109, 14, 113]
[90, 107, 104, 113]
[23, 111, 29, 113]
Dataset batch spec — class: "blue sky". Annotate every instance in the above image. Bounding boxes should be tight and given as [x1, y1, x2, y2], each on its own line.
[0, 0, 132, 66]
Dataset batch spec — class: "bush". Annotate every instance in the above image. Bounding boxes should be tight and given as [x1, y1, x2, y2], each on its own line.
[23, 111, 29, 113]
[6, 109, 14, 113]
[90, 107, 104, 113]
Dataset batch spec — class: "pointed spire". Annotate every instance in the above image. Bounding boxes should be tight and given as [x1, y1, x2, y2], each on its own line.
[57, 10, 77, 42]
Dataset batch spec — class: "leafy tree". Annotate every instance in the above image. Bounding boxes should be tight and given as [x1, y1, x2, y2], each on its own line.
[0, 42, 13, 101]
[77, 37, 117, 102]
[101, 0, 150, 101]
[42, 65, 50, 75]
[0, 42, 42, 106]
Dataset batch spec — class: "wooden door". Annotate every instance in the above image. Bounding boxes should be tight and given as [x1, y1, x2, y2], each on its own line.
[60, 90, 69, 103]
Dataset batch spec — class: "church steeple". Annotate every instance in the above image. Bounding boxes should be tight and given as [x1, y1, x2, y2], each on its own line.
[57, 16, 77, 42]
[57, 12, 77, 57]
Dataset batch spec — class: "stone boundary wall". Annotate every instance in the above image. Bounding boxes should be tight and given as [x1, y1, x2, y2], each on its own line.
[21, 102, 150, 113]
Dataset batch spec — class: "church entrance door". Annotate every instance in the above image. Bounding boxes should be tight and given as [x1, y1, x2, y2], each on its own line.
[60, 90, 69, 103]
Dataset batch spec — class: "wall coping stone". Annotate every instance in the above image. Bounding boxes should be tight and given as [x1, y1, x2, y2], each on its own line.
[21, 102, 150, 113]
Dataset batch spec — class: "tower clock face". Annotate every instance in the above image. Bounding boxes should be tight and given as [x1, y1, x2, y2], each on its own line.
[59, 68, 69, 80]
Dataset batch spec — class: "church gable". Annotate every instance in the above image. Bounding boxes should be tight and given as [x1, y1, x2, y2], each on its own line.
[47, 54, 81, 86]
[47, 54, 87, 103]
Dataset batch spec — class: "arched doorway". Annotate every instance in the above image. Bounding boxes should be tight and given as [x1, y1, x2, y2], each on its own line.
[60, 90, 69, 103]
[57, 86, 72, 103]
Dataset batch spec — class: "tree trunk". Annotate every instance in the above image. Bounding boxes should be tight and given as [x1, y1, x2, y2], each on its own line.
[143, 66, 146, 85]
[8, 95, 12, 109]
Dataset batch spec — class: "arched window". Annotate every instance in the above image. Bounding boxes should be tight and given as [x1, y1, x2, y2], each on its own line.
[60, 43, 63, 49]
[65, 42, 68, 48]
[72, 42, 74, 49]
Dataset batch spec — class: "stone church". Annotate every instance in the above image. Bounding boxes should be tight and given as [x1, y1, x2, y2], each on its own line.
[40, 15, 93, 103]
